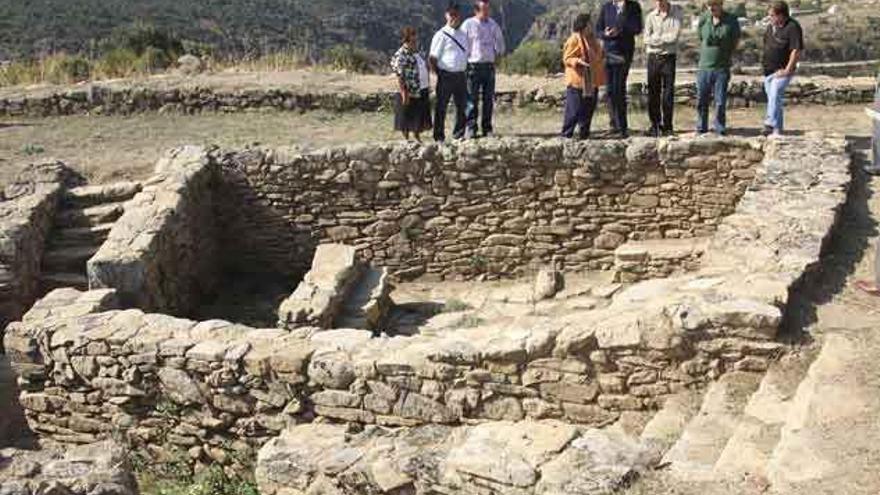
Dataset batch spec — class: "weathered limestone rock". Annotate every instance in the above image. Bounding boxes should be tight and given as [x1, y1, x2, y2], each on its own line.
[533, 268, 564, 301]
[0, 441, 137, 495]
[256, 421, 653, 495]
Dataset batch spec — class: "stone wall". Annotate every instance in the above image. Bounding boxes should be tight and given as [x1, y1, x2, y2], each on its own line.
[0, 161, 80, 339]
[3, 136, 850, 471]
[88, 146, 220, 318]
[0, 441, 137, 495]
[0, 78, 874, 118]
[216, 138, 762, 281]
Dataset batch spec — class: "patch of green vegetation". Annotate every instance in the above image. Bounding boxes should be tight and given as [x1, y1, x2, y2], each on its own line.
[500, 40, 562, 76]
[21, 144, 45, 156]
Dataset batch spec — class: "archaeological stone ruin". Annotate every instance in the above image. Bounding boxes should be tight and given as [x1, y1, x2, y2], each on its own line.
[0, 134, 853, 494]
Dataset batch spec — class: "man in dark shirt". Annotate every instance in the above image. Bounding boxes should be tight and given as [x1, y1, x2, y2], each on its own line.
[762, 1, 804, 136]
[596, 0, 643, 138]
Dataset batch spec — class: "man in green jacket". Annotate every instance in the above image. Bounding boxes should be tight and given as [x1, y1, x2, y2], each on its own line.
[695, 0, 741, 135]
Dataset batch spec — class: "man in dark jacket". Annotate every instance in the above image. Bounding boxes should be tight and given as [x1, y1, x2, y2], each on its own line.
[596, 0, 643, 138]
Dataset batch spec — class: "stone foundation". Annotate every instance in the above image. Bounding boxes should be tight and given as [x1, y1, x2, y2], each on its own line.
[3, 135, 851, 472]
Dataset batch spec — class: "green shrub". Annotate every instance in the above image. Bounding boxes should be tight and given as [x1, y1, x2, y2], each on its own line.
[102, 23, 184, 60]
[501, 40, 562, 76]
[94, 48, 141, 79]
[43, 53, 92, 83]
[323, 44, 379, 73]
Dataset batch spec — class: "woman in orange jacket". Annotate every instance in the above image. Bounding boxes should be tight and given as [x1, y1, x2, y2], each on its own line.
[561, 13, 607, 139]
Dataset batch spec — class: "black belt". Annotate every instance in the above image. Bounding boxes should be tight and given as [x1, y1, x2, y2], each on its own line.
[468, 62, 495, 67]
[649, 53, 676, 58]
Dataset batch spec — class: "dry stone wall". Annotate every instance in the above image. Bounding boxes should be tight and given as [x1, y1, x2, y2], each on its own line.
[216, 138, 761, 281]
[0, 441, 137, 495]
[0, 161, 83, 338]
[3, 136, 849, 474]
[0, 79, 874, 118]
[88, 146, 220, 318]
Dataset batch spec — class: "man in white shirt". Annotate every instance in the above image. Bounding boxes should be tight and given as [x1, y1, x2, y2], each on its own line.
[460, 0, 506, 138]
[644, 0, 683, 136]
[430, 3, 469, 142]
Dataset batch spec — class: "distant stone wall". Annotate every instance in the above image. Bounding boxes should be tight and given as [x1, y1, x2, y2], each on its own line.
[88, 146, 220, 318]
[0, 78, 874, 118]
[0, 161, 79, 338]
[216, 138, 762, 280]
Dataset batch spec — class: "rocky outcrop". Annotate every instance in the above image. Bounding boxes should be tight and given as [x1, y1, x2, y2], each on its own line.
[88, 146, 219, 317]
[0, 441, 137, 495]
[256, 421, 655, 495]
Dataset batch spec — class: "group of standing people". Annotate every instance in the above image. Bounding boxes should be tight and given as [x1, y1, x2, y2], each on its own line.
[391, 0, 804, 142]
[391, 0, 504, 142]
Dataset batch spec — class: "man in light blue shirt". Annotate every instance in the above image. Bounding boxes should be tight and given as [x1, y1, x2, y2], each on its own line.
[430, 3, 470, 142]
[461, 0, 505, 138]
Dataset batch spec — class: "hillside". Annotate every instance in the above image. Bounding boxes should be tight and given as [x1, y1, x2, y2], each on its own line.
[0, 0, 549, 61]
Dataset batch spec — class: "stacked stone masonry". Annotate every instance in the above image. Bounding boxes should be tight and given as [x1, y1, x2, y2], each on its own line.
[88, 146, 219, 317]
[0, 162, 84, 337]
[0, 441, 137, 495]
[216, 138, 762, 280]
[0, 78, 874, 118]
[3, 136, 851, 475]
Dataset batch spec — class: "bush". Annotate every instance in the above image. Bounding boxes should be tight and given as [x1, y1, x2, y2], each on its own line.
[323, 44, 380, 73]
[93, 48, 141, 79]
[501, 40, 562, 76]
[43, 53, 92, 83]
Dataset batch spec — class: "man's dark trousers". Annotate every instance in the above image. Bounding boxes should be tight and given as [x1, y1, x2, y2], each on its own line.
[605, 59, 632, 133]
[647, 53, 676, 133]
[466, 63, 496, 137]
[434, 70, 468, 141]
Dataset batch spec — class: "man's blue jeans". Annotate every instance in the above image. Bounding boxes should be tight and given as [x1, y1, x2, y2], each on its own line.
[466, 63, 496, 137]
[696, 68, 731, 134]
[764, 73, 793, 132]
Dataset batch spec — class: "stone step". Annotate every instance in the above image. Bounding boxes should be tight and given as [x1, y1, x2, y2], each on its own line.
[54, 202, 125, 229]
[62, 182, 141, 208]
[765, 331, 880, 494]
[50, 224, 114, 247]
[713, 349, 817, 482]
[660, 371, 763, 482]
[335, 267, 392, 331]
[640, 388, 703, 457]
[40, 271, 89, 293]
[41, 245, 100, 273]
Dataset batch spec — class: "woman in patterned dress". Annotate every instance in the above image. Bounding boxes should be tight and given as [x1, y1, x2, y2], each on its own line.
[391, 26, 433, 141]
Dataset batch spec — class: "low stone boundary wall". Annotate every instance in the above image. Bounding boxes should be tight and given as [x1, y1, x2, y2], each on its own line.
[0, 79, 873, 118]
[88, 146, 219, 317]
[217, 138, 761, 280]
